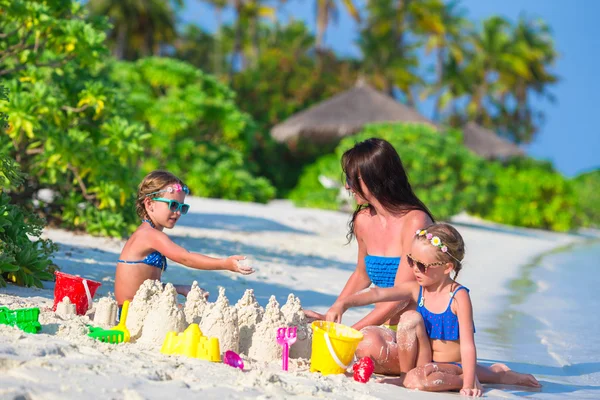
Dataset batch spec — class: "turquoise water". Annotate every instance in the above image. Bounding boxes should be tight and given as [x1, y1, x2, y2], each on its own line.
[482, 242, 600, 398]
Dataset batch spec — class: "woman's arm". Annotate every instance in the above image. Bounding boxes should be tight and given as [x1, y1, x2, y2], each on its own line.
[350, 211, 431, 330]
[337, 232, 372, 300]
[149, 231, 254, 274]
[326, 283, 417, 323]
[455, 289, 479, 396]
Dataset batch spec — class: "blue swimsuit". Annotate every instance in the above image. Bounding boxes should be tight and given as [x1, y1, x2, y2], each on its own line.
[364, 255, 400, 288]
[417, 285, 475, 368]
[117, 220, 167, 272]
[416, 285, 474, 340]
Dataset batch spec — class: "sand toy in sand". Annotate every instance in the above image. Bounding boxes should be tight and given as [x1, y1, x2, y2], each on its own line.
[310, 321, 363, 375]
[161, 323, 221, 362]
[276, 326, 297, 371]
[52, 271, 101, 315]
[0, 306, 41, 333]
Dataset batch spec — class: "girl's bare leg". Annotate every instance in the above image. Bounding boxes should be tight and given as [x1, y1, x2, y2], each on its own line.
[476, 363, 541, 387]
[396, 310, 432, 372]
[356, 326, 400, 374]
[404, 363, 464, 392]
[377, 311, 432, 386]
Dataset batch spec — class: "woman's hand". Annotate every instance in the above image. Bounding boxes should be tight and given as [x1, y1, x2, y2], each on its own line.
[303, 310, 325, 322]
[325, 302, 346, 324]
[226, 255, 255, 275]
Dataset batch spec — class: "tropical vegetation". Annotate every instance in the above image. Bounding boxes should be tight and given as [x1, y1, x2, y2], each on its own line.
[0, 0, 593, 291]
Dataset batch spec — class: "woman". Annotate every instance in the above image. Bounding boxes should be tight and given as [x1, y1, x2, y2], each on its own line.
[305, 138, 434, 374]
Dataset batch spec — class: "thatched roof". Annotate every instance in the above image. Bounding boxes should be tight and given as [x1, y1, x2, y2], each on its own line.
[462, 122, 524, 160]
[271, 80, 435, 143]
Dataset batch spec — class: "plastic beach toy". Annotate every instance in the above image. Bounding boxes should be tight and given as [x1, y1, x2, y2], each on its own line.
[310, 321, 364, 375]
[87, 326, 125, 344]
[353, 356, 375, 383]
[161, 323, 221, 362]
[53, 271, 101, 315]
[223, 350, 244, 370]
[0, 307, 42, 334]
[110, 300, 131, 342]
[276, 326, 297, 371]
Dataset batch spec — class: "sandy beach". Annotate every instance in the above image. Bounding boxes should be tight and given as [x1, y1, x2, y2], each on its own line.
[0, 197, 589, 399]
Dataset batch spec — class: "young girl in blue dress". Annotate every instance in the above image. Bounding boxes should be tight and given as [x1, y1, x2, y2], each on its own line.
[326, 223, 541, 397]
[114, 170, 254, 307]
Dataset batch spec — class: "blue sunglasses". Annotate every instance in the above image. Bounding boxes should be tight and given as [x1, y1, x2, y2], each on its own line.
[152, 198, 190, 214]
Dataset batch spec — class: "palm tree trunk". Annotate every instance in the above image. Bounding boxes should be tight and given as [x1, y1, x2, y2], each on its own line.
[432, 47, 445, 121]
[249, 14, 259, 67]
[230, 0, 244, 79]
[115, 23, 127, 60]
[214, 7, 223, 75]
[315, 0, 328, 51]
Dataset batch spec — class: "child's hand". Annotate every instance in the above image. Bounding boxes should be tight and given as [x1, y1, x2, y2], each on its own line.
[325, 302, 345, 324]
[460, 379, 483, 397]
[227, 255, 255, 275]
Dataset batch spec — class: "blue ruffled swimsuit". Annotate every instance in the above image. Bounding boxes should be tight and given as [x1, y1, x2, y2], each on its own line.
[117, 220, 167, 272]
[364, 255, 400, 288]
[416, 285, 475, 341]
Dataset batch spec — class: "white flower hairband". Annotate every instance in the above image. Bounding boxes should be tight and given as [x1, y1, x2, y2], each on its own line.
[415, 229, 462, 263]
[145, 183, 190, 198]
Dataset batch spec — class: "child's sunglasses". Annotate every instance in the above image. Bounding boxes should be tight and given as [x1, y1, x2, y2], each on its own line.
[406, 253, 446, 273]
[152, 198, 190, 215]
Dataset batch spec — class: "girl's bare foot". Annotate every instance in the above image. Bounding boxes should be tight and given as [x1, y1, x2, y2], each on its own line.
[376, 375, 406, 386]
[491, 363, 541, 387]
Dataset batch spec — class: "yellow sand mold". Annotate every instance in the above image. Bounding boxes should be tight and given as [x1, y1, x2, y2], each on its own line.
[160, 323, 221, 362]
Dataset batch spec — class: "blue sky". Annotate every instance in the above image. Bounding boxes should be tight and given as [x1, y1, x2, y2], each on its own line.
[182, 0, 599, 177]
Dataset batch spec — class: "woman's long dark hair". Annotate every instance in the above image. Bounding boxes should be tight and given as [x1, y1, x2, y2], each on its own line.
[342, 138, 435, 242]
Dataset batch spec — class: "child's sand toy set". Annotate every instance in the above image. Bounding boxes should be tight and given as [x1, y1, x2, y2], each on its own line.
[3, 272, 373, 382]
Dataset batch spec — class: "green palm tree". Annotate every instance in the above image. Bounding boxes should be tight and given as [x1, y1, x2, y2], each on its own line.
[88, 0, 182, 59]
[416, 0, 472, 120]
[458, 15, 558, 143]
[315, 0, 361, 51]
[357, 0, 423, 104]
[201, 0, 228, 74]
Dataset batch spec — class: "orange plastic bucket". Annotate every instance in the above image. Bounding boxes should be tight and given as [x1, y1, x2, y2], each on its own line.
[52, 271, 101, 315]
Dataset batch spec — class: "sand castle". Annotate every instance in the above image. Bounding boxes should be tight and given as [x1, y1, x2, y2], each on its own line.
[85, 280, 313, 363]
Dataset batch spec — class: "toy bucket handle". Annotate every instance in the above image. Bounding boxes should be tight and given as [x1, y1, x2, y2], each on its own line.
[82, 279, 93, 310]
[324, 332, 349, 370]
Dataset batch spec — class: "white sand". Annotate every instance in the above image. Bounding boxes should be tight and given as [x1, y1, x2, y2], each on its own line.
[0, 197, 584, 399]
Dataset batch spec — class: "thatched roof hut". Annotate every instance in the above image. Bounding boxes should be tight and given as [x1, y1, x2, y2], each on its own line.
[271, 80, 435, 144]
[462, 122, 525, 160]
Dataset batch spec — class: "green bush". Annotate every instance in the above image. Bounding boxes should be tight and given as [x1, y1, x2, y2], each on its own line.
[572, 168, 600, 228]
[0, 85, 56, 288]
[111, 57, 276, 203]
[289, 123, 496, 220]
[0, 0, 147, 237]
[472, 158, 580, 232]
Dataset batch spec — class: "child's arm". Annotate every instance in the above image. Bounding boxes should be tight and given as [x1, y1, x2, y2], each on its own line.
[455, 289, 480, 397]
[325, 283, 418, 323]
[150, 230, 254, 274]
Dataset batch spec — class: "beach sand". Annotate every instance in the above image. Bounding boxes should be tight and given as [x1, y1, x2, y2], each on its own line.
[0, 197, 585, 399]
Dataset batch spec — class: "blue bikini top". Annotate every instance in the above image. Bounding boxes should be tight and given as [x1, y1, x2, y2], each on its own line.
[117, 220, 167, 272]
[364, 255, 400, 288]
[416, 286, 475, 340]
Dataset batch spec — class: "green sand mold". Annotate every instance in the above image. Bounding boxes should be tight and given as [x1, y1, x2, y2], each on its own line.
[87, 325, 125, 344]
[0, 307, 42, 334]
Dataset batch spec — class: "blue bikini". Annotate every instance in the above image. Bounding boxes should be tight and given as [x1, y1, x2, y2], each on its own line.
[117, 220, 167, 272]
[364, 255, 400, 288]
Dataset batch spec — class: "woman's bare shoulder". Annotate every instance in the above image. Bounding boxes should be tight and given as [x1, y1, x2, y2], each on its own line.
[402, 209, 432, 229]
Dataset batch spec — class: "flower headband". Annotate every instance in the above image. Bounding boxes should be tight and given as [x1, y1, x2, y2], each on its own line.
[145, 183, 189, 197]
[415, 229, 462, 263]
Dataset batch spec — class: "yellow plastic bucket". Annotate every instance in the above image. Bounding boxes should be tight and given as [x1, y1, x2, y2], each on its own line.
[310, 321, 364, 375]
